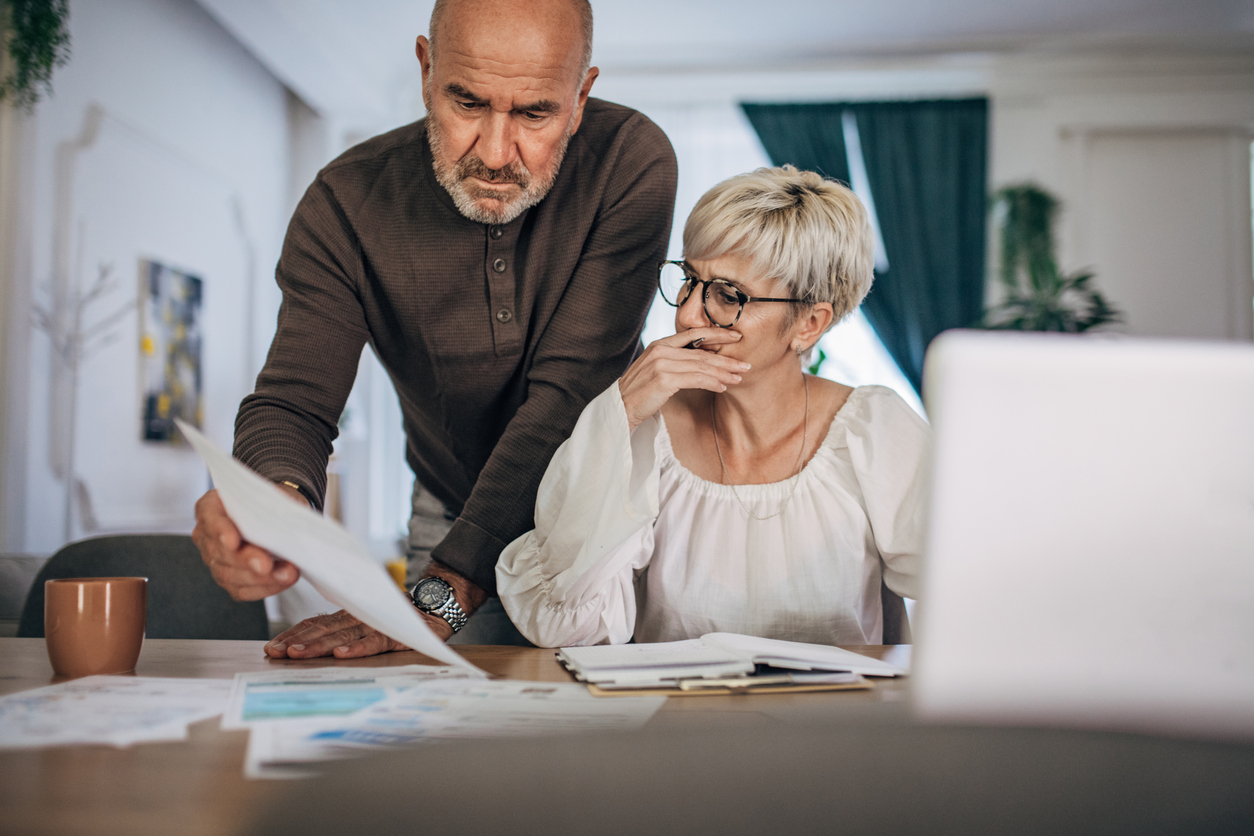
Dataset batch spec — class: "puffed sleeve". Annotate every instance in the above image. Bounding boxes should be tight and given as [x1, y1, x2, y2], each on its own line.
[841, 386, 931, 599]
[496, 382, 662, 647]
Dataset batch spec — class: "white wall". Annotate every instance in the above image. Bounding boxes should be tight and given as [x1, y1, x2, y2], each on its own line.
[0, 0, 289, 554]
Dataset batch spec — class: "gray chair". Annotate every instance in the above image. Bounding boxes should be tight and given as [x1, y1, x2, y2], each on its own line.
[17, 534, 269, 640]
[881, 582, 912, 644]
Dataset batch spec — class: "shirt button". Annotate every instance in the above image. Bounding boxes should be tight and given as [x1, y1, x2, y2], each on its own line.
[489, 226, 504, 240]
[496, 308, 513, 323]
[492, 258, 507, 273]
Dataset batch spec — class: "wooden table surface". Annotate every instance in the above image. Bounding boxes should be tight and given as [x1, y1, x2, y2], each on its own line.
[0, 637, 911, 836]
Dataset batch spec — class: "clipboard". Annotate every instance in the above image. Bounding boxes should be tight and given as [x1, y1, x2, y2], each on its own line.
[586, 675, 873, 698]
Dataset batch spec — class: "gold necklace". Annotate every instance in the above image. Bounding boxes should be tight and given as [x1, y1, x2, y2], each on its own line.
[711, 375, 809, 521]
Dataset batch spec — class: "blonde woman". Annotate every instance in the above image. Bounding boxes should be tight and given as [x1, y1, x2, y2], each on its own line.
[497, 166, 929, 648]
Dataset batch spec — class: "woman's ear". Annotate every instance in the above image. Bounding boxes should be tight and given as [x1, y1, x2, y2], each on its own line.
[794, 303, 834, 352]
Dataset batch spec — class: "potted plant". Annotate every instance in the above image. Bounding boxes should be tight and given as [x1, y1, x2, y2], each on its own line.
[0, 0, 70, 111]
[981, 184, 1121, 332]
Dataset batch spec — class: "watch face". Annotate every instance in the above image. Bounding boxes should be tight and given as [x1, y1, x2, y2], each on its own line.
[414, 578, 451, 609]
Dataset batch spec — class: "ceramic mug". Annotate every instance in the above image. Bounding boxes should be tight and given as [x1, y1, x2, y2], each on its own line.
[44, 577, 147, 677]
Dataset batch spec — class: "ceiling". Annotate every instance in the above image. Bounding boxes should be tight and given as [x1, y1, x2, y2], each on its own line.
[195, 0, 1254, 128]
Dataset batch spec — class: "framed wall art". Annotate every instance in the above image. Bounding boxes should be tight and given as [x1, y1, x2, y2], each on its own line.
[140, 259, 203, 442]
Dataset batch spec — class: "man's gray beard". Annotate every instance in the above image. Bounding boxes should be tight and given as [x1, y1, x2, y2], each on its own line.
[427, 112, 571, 226]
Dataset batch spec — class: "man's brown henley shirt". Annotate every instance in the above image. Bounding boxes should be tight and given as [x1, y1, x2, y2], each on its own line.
[233, 98, 677, 594]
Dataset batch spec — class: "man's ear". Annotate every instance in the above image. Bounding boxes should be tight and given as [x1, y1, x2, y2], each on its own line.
[416, 36, 435, 111]
[415, 35, 431, 71]
[568, 67, 599, 136]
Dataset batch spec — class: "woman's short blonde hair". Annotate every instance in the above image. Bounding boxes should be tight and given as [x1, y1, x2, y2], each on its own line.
[682, 165, 874, 326]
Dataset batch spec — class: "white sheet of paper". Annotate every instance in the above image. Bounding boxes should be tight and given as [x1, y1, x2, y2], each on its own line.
[365, 678, 667, 738]
[177, 419, 482, 675]
[558, 638, 753, 684]
[244, 679, 665, 779]
[245, 720, 348, 779]
[560, 638, 744, 671]
[0, 676, 233, 749]
[222, 665, 472, 729]
[703, 633, 909, 676]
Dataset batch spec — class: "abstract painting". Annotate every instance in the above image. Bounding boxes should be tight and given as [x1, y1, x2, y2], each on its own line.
[140, 259, 203, 442]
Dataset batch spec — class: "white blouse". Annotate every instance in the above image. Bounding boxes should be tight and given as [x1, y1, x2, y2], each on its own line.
[496, 381, 931, 648]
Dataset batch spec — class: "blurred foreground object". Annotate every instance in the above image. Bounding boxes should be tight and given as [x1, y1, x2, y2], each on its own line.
[981, 184, 1121, 332]
[915, 331, 1254, 739]
[245, 718, 1254, 836]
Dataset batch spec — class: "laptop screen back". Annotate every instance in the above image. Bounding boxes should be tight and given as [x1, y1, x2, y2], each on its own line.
[912, 331, 1254, 739]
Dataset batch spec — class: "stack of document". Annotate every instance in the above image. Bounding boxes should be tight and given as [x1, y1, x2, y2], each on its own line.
[227, 668, 666, 779]
[0, 676, 232, 749]
[559, 633, 907, 694]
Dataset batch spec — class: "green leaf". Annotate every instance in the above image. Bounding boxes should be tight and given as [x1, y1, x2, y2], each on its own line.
[806, 347, 826, 376]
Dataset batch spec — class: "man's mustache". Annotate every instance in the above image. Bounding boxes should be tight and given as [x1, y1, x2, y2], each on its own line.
[456, 155, 531, 189]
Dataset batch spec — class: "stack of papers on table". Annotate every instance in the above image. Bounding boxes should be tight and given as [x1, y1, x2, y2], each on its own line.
[231, 670, 666, 779]
[0, 676, 232, 749]
[559, 633, 907, 695]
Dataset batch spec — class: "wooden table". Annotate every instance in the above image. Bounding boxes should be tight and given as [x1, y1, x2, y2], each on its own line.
[0, 637, 910, 836]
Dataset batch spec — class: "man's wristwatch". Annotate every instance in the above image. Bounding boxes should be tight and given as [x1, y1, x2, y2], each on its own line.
[410, 576, 469, 634]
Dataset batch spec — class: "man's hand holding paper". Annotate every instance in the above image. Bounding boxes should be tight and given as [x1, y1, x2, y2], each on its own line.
[193, 488, 301, 602]
[193, 478, 465, 657]
[177, 419, 483, 676]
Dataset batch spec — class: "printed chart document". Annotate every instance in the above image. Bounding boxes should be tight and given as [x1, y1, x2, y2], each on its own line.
[0, 676, 232, 749]
[559, 632, 907, 689]
[177, 420, 481, 675]
[244, 679, 665, 779]
[222, 665, 471, 729]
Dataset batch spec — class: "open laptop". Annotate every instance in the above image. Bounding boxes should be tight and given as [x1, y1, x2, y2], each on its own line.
[912, 330, 1254, 739]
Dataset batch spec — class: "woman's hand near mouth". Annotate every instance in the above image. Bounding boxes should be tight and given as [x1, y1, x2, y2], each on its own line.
[618, 327, 751, 432]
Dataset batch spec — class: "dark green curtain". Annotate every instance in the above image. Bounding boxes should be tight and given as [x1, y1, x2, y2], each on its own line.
[742, 99, 988, 394]
[740, 104, 853, 184]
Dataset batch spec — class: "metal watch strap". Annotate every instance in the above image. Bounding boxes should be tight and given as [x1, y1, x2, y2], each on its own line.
[431, 593, 469, 633]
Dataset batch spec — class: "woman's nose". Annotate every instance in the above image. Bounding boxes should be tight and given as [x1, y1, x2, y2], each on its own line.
[675, 286, 710, 329]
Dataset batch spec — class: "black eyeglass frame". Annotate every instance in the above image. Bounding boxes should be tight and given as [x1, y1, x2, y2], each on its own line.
[657, 260, 807, 329]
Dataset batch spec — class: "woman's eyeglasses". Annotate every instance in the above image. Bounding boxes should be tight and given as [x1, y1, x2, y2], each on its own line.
[657, 261, 805, 328]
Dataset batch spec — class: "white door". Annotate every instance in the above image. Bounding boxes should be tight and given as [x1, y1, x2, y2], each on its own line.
[1072, 129, 1253, 341]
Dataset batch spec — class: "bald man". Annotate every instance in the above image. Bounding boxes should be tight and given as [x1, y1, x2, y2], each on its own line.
[191, 0, 676, 655]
